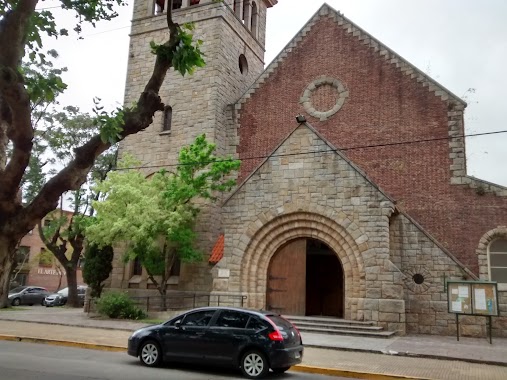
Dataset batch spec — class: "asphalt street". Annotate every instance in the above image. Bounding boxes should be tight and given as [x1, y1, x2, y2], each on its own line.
[0, 341, 347, 380]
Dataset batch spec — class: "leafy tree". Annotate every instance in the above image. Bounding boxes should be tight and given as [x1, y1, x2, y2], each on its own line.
[86, 135, 239, 310]
[0, 1, 205, 308]
[82, 243, 113, 299]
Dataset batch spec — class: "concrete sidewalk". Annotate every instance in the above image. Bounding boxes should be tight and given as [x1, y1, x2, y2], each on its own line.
[1, 307, 507, 380]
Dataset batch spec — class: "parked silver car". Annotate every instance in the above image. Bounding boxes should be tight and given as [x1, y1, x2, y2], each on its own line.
[8, 286, 50, 306]
[44, 285, 87, 307]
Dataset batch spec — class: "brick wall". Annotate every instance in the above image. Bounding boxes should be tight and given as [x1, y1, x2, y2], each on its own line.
[236, 10, 507, 275]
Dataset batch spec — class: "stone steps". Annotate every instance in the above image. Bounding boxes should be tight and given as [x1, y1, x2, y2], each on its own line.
[284, 315, 397, 338]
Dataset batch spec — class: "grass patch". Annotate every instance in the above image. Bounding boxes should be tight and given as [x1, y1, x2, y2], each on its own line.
[0, 307, 29, 312]
[139, 318, 164, 325]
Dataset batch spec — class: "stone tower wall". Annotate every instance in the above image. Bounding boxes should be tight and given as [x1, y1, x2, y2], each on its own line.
[115, 0, 270, 292]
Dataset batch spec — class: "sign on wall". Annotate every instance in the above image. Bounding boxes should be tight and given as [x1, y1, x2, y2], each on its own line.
[447, 281, 499, 316]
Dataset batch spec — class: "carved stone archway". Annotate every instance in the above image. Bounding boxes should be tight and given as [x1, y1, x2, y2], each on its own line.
[476, 226, 507, 280]
[240, 210, 367, 320]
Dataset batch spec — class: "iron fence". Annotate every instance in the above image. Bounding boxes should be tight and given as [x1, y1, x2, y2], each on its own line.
[87, 293, 247, 314]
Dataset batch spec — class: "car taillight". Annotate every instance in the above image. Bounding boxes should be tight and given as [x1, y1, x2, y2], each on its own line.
[268, 330, 284, 341]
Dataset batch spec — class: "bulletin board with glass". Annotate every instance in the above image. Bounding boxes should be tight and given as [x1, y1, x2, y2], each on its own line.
[447, 281, 499, 316]
[447, 280, 499, 343]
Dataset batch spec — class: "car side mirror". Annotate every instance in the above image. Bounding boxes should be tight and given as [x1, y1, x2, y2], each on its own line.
[174, 320, 182, 329]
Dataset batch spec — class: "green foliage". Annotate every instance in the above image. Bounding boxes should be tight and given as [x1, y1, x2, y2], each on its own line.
[150, 23, 205, 76]
[92, 98, 127, 144]
[95, 292, 146, 320]
[82, 244, 114, 298]
[86, 135, 240, 291]
[39, 249, 53, 266]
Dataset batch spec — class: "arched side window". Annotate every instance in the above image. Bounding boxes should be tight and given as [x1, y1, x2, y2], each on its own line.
[251, 1, 258, 37]
[190, 0, 200, 5]
[163, 105, 173, 132]
[489, 238, 507, 283]
[172, 0, 182, 10]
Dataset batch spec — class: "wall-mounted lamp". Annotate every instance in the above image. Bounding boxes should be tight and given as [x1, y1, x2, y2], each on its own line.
[295, 114, 306, 123]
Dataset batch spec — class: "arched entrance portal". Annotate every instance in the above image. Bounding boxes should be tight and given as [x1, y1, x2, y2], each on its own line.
[266, 238, 344, 317]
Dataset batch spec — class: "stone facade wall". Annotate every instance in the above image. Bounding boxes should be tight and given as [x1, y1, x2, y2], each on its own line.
[390, 213, 507, 337]
[115, 0, 269, 293]
[235, 5, 507, 275]
[220, 124, 408, 334]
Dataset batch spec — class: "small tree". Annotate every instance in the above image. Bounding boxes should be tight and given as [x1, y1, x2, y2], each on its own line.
[87, 134, 239, 310]
[82, 243, 113, 299]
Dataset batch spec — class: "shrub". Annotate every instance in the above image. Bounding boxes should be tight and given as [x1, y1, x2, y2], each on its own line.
[96, 292, 147, 320]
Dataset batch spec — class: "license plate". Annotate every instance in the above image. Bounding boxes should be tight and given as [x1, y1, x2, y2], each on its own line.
[294, 352, 301, 359]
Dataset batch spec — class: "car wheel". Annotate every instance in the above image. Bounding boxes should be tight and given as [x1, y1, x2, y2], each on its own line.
[240, 350, 269, 379]
[11, 298, 20, 306]
[139, 340, 162, 367]
[272, 366, 291, 374]
[41, 300, 45, 306]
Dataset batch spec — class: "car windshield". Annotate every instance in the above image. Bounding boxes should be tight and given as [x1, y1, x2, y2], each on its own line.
[10, 286, 27, 293]
[57, 287, 69, 296]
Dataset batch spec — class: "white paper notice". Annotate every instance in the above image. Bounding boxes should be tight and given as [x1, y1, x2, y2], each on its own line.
[452, 301, 462, 312]
[451, 288, 458, 295]
[474, 288, 487, 310]
[458, 286, 469, 298]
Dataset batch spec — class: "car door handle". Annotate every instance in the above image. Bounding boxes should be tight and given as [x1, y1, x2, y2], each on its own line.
[195, 331, 206, 336]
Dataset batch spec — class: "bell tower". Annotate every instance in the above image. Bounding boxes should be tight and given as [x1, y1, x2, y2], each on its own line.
[115, 0, 277, 292]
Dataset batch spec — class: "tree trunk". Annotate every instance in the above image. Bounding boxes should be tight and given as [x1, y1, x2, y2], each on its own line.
[65, 266, 79, 308]
[0, 235, 17, 308]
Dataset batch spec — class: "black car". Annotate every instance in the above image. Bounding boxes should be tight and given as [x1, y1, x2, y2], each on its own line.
[128, 307, 303, 379]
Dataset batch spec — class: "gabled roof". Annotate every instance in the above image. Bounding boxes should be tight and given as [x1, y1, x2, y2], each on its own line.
[223, 120, 396, 206]
[235, 3, 466, 111]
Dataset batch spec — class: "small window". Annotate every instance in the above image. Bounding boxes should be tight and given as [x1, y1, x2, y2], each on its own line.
[190, 0, 200, 5]
[489, 238, 507, 283]
[170, 257, 181, 276]
[182, 310, 216, 326]
[133, 257, 143, 276]
[172, 0, 182, 10]
[214, 310, 250, 328]
[242, 0, 248, 24]
[163, 105, 172, 132]
[16, 246, 30, 263]
[239, 54, 248, 75]
[154, 0, 164, 14]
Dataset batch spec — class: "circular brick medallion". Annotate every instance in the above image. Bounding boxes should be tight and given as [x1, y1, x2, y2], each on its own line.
[300, 76, 349, 121]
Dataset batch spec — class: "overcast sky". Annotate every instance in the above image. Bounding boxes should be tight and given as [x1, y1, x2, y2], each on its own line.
[41, 0, 507, 186]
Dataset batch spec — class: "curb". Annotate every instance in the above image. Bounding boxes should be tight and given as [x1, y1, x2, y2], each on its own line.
[0, 334, 126, 352]
[0, 334, 430, 379]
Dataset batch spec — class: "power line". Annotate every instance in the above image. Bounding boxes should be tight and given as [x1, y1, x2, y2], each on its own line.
[115, 128, 507, 171]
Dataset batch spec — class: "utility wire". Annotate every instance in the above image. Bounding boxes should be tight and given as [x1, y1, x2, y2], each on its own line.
[115, 128, 507, 171]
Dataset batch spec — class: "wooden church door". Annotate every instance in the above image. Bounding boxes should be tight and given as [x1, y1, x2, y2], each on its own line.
[266, 239, 306, 315]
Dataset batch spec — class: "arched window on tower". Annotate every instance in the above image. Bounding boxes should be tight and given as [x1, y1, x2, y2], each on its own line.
[163, 105, 173, 132]
[251, 1, 258, 37]
[172, 0, 182, 10]
[489, 238, 507, 283]
[242, 0, 249, 25]
[234, 0, 241, 18]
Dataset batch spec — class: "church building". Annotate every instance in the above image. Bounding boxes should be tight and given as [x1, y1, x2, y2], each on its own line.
[114, 0, 507, 337]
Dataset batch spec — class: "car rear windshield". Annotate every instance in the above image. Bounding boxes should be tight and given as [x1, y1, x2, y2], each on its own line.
[267, 315, 294, 331]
